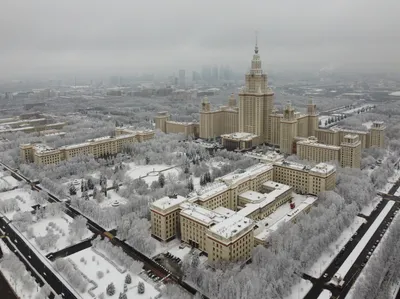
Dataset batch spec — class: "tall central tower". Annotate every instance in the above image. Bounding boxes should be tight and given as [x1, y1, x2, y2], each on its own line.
[238, 36, 274, 143]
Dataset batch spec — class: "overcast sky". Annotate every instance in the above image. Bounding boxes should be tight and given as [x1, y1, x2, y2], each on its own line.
[1, 0, 399, 78]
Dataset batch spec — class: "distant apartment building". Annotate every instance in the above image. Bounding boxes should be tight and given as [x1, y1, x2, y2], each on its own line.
[150, 161, 335, 262]
[20, 128, 154, 165]
[0, 115, 66, 134]
[296, 135, 362, 168]
[154, 111, 199, 138]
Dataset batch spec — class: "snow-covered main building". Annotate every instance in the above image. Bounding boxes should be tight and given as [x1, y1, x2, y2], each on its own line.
[150, 161, 336, 263]
[154, 40, 386, 168]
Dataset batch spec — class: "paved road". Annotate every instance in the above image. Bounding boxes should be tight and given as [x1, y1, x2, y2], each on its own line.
[46, 235, 97, 261]
[303, 199, 400, 299]
[0, 270, 18, 299]
[1, 162, 208, 299]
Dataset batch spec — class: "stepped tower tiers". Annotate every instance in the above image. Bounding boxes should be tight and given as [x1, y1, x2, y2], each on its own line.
[239, 36, 274, 143]
[201, 96, 211, 112]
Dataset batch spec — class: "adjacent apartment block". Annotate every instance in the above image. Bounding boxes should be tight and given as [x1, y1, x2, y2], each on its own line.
[150, 161, 336, 262]
[20, 128, 154, 165]
[154, 111, 199, 138]
[296, 135, 362, 168]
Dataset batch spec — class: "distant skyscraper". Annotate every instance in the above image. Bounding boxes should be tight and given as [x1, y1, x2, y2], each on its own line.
[179, 70, 186, 88]
[212, 65, 218, 82]
[201, 66, 212, 83]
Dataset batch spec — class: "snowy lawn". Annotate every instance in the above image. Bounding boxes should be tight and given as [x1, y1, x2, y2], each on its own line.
[283, 278, 313, 299]
[333, 201, 395, 282]
[24, 214, 92, 255]
[0, 239, 42, 299]
[0, 173, 20, 190]
[0, 188, 36, 218]
[125, 163, 176, 181]
[67, 247, 160, 299]
[99, 189, 128, 208]
[305, 216, 366, 278]
[317, 289, 332, 299]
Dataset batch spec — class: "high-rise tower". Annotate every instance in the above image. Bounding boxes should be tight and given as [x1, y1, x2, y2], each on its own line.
[307, 98, 318, 137]
[238, 34, 274, 143]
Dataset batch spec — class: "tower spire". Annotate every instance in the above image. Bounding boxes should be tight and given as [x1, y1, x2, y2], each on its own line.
[255, 30, 259, 54]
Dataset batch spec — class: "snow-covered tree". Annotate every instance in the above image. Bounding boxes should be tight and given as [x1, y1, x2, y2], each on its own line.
[106, 283, 116, 296]
[137, 281, 145, 294]
[158, 173, 165, 188]
[125, 274, 132, 284]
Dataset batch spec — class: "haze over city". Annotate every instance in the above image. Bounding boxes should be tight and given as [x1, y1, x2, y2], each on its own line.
[1, 0, 400, 79]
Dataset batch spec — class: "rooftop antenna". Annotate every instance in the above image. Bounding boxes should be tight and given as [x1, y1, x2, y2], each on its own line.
[254, 30, 259, 54]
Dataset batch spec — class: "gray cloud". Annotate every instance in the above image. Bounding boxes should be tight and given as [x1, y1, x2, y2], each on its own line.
[0, 0, 399, 78]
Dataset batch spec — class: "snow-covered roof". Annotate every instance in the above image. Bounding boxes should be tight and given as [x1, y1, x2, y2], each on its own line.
[274, 160, 311, 172]
[297, 138, 341, 150]
[218, 163, 273, 186]
[212, 207, 236, 218]
[244, 151, 284, 163]
[309, 163, 336, 175]
[221, 132, 258, 141]
[192, 182, 229, 201]
[255, 197, 317, 241]
[33, 143, 58, 153]
[209, 214, 253, 240]
[237, 182, 292, 217]
[180, 202, 227, 225]
[151, 195, 188, 211]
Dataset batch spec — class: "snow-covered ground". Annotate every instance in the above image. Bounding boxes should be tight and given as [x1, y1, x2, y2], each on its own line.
[319, 115, 333, 128]
[0, 239, 41, 299]
[360, 197, 382, 217]
[333, 201, 395, 282]
[389, 91, 400, 97]
[24, 214, 92, 255]
[0, 170, 20, 191]
[67, 248, 160, 299]
[317, 289, 332, 299]
[168, 245, 191, 260]
[306, 216, 366, 278]
[99, 189, 128, 208]
[346, 212, 400, 299]
[125, 163, 176, 181]
[0, 188, 36, 218]
[284, 278, 313, 299]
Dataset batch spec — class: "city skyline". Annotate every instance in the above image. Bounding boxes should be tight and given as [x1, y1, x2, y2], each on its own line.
[1, 0, 400, 79]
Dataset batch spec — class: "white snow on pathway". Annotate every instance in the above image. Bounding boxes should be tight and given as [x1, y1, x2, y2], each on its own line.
[333, 201, 395, 281]
[318, 289, 332, 299]
[68, 248, 160, 299]
[306, 216, 366, 278]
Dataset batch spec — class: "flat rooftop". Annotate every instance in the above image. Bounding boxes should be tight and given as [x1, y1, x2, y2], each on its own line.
[310, 163, 336, 175]
[237, 181, 292, 217]
[244, 151, 284, 163]
[209, 214, 253, 240]
[180, 203, 227, 225]
[212, 207, 236, 218]
[218, 163, 273, 186]
[151, 195, 188, 210]
[297, 139, 341, 150]
[255, 196, 318, 241]
[274, 160, 311, 172]
[192, 182, 229, 202]
[221, 132, 258, 141]
[34, 143, 58, 153]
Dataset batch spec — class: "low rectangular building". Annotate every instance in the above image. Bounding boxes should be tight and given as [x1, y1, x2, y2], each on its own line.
[221, 132, 260, 151]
